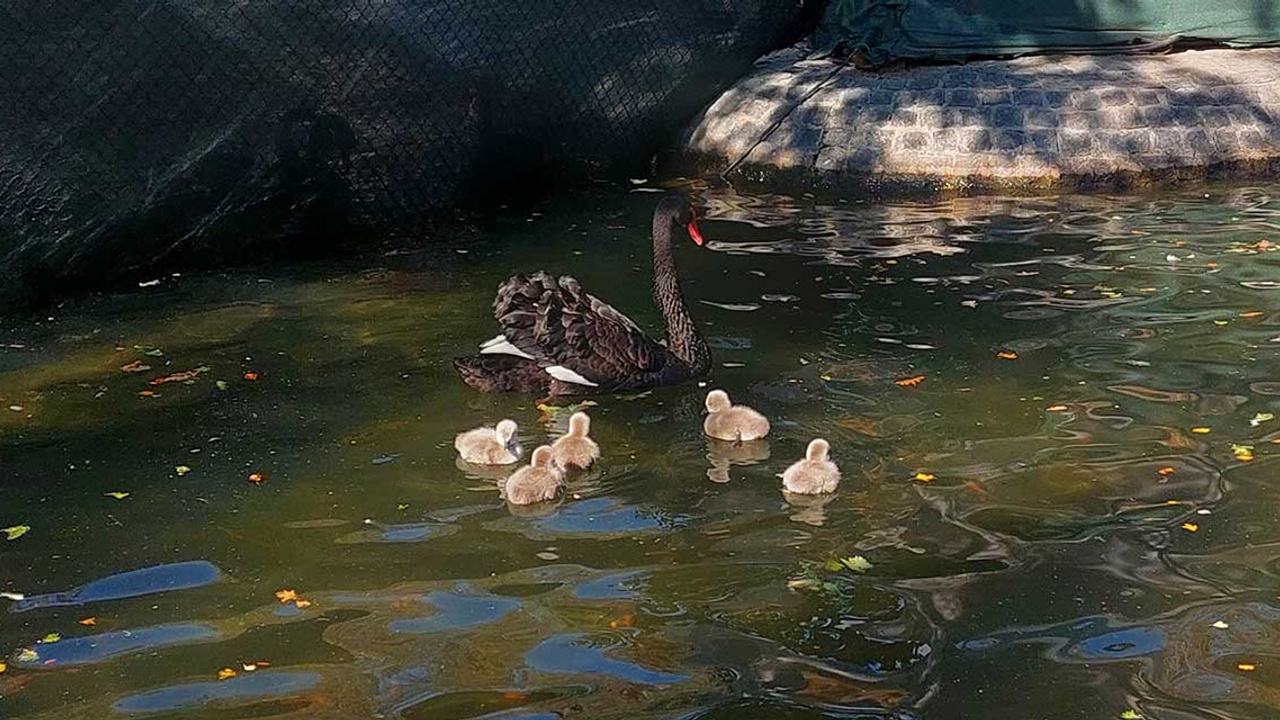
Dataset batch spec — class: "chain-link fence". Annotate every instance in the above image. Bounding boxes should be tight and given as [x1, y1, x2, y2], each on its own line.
[0, 1, 812, 303]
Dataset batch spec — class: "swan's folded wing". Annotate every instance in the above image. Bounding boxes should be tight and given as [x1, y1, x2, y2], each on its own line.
[494, 272, 670, 384]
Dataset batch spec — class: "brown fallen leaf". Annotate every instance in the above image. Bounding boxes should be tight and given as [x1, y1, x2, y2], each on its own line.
[996, 351, 1018, 360]
[120, 360, 151, 373]
[150, 367, 210, 386]
[78, 617, 97, 626]
[896, 375, 925, 387]
[243, 371, 260, 381]
[1240, 311, 1266, 319]
[248, 472, 267, 485]
[1157, 467, 1176, 476]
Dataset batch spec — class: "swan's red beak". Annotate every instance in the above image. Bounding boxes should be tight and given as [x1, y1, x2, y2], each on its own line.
[686, 221, 705, 247]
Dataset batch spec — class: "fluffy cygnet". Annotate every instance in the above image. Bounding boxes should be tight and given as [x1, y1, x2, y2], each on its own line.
[702, 389, 770, 441]
[455, 419, 520, 465]
[504, 446, 563, 505]
[780, 438, 840, 495]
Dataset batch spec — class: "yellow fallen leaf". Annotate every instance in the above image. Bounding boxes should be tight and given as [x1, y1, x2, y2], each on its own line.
[1191, 427, 1211, 434]
[1157, 467, 1175, 476]
[0, 661, 6, 674]
[1238, 663, 1257, 672]
[1046, 405, 1070, 412]
[895, 375, 926, 387]
[105, 491, 130, 500]
[1182, 523, 1199, 532]
[78, 617, 97, 626]
[217, 667, 237, 681]
[1213, 320, 1229, 326]
[275, 589, 299, 603]
[175, 465, 191, 476]
[914, 472, 936, 482]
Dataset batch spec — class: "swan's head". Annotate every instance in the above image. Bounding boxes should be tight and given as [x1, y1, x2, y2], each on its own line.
[495, 419, 518, 446]
[530, 445, 554, 467]
[658, 194, 704, 247]
[705, 389, 732, 413]
[805, 438, 831, 462]
[568, 412, 591, 437]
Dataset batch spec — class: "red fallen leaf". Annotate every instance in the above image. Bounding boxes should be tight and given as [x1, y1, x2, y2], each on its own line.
[895, 375, 925, 387]
[150, 367, 209, 385]
[248, 472, 267, 485]
[120, 360, 151, 373]
[243, 371, 260, 381]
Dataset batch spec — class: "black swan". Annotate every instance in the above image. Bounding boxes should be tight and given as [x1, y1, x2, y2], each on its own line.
[453, 194, 711, 395]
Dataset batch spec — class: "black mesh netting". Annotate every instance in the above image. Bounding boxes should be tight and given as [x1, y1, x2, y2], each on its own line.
[0, 1, 811, 303]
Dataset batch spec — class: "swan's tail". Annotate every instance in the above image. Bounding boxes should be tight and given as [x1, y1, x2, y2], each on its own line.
[453, 355, 548, 394]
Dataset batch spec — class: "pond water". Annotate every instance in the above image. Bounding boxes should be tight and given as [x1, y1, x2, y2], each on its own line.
[4, 182, 1280, 719]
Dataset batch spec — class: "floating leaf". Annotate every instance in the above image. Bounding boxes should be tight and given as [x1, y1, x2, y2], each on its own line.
[1182, 522, 1200, 532]
[16, 649, 38, 663]
[839, 556, 873, 573]
[40, 632, 60, 644]
[215, 380, 229, 391]
[3, 525, 31, 541]
[1046, 405, 1070, 412]
[396, 503, 409, 511]
[242, 660, 271, 672]
[1241, 311, 1266, 318]
[105, 491, 130, 500]
[0, 661, 6, 674]
[1238, 663, 1257, 672]
[243, 371, 260, 381]
[914, 472, 936, 483]
[248, 472, 267, 485]
[120, 360, 151, 373]
[133, 345, 165, 357]
[138, 390, 158, 397]
[1191, 427, 1212, 434]
[536, 551, 560, 561]
[1157, 467, 1176, 476]
[150, 367, 210, 386]
[1211, 620, 1229, 629]
[175, 465, 191, 476]
[1120, 711, 1142, 720]
[217, 667, 237, 681]
[823, 559, 845, 573]
[78, 617, 97, 626]
[274, 588, 312, 608]
[896, 375, 926, 387]
[1251, 412, 1274, 427]
[996, 351, 1018, 360]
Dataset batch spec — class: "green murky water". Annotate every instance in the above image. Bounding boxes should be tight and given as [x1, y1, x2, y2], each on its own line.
[5, 183, 1280, 719]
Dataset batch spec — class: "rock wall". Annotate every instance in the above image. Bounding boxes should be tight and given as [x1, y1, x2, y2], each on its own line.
[0, 1, 812, 305]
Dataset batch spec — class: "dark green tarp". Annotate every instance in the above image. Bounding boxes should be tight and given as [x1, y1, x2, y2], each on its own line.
[814, 0, 1280, 64]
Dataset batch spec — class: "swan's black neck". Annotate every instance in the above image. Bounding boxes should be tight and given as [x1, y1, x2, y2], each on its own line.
[653, 209, 710, 373]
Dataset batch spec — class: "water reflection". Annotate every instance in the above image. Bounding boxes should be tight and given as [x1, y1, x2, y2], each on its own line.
[7, 184, 1280, 718]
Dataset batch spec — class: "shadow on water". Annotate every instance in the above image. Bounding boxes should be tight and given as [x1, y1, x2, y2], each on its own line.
[5, 183, 1280, 718]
